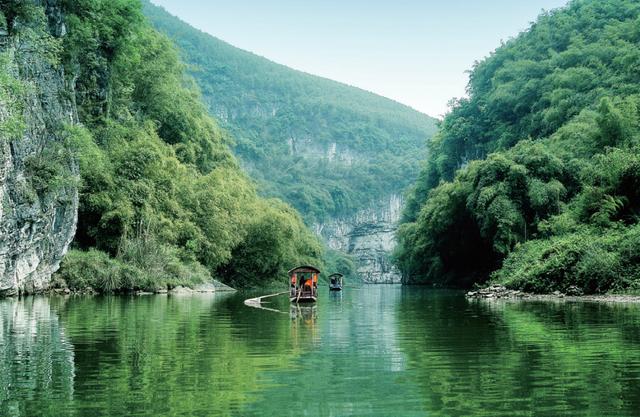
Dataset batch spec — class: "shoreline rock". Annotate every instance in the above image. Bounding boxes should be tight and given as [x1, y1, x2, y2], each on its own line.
[0, 280, 237, 298]
[0, 0, 79, 297]
[466, 285, 640, 303]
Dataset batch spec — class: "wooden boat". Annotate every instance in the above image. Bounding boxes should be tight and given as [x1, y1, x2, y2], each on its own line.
[329, 273, 344, 291]
[289, 265, 320, 303]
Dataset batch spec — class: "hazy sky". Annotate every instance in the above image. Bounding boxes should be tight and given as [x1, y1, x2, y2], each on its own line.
[150, 0, 569, 118]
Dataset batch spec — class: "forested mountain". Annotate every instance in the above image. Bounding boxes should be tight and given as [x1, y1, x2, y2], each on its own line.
[142, 1, 438, 224]
[396, 0, 640, 293]
[0, 0, 321, 293]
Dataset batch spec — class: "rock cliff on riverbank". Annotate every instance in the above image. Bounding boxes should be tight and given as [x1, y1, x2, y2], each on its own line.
[0, 0, 78, 296]
[315, 195, 402, 283]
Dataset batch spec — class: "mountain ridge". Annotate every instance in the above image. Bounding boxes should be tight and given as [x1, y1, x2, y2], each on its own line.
[143, 0, 438, 282]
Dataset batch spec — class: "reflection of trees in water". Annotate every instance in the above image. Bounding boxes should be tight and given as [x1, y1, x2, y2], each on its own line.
[242, 286, 412, 417]
[55, 293, 303, 416]
[0, 294, 307, 417]
[6, 290, 638, 417]
[0, 297, 75, 417]
[398, 291, 640, 417]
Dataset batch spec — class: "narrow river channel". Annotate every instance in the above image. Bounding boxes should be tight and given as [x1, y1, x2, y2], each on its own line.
[1, 287, 640, 416]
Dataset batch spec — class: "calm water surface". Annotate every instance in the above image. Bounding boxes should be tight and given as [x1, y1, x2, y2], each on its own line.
[1, 287, 640, 416]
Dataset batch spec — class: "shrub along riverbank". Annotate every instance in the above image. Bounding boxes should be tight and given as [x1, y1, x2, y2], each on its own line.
[395, 0, 640, 294]
[3, 0, 323, 294]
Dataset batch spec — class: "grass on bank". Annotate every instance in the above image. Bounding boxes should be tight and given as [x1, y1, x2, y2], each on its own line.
[55, 235, 210, 293]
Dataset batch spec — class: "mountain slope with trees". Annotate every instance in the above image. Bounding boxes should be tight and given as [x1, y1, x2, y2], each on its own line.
[396, 0, 640, 293]
[1, 0, 322, 292]
[142, 1, 438, 225]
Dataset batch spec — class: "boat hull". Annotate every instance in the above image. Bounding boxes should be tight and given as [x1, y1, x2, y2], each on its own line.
[290, 296, 317, 303]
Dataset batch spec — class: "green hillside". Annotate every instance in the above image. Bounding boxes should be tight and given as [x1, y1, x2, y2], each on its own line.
[396, 0, 640, 293]
[143, 1, 438, 223]
[2, 0, 322, 290]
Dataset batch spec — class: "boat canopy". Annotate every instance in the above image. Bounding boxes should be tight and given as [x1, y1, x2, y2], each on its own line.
[328, 273, 344, 279]
[289, 265, 320, 302]
[288, 265, 321, 276]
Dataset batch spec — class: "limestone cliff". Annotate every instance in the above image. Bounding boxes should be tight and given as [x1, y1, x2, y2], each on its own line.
[315, 195, 402, 284]
[288, 137, 405, 283]
[143, 2, 437, 283]
[0, 0, 78, 296]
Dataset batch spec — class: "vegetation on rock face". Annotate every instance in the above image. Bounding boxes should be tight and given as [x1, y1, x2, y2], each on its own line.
[0, 0, 323, 291]
[0, 50, 26, 140]
[142, 1, 438, 224]
[396, 0, 640, 293]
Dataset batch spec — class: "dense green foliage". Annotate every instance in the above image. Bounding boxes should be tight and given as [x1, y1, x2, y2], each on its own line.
[397, 0, 640, 293]
[3, 0, 323, 290]
[142, 1, 438, 223]
[322, 249, 358, 283]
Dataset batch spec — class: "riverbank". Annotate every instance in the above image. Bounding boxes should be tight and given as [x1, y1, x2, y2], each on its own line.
[467, 285, 640, 303]
[1, 281, 236, 298]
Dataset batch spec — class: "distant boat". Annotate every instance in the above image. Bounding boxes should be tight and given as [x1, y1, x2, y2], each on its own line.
[329, 273, 344, 291]
[289, 265, 320, 303]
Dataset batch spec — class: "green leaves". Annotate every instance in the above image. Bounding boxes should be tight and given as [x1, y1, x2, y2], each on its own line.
[48, 0, 324, 291]
[596, 96, 638, 146]
[493, 225, 640, 294]
[0, 51, 26, 140]
[142, 0, 438, 222]
[589, 193, 627, 226]
[397, 0, 640, 292]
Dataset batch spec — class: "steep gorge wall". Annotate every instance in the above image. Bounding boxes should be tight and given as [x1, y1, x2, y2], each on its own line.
[282, 134, 405, 283]
[0, 0, 78, 296]
[276, 135, 406, 284]
[315, 194, 402, 284]
[143, 2, 437, 284]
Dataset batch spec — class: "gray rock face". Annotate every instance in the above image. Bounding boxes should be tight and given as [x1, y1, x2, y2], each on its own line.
[0, 0, 78, 296]
[289, 139, 404, 283]
[315, 194, 402, 284]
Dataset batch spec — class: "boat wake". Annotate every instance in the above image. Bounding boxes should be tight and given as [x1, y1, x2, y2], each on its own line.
[243, 292, 289, 314]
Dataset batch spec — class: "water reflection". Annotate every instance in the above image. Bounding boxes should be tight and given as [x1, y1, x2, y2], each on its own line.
[59, 293, 270, 417]
[397, 290, 640, 417]
[290, 304, 318, 327]
[0, 297, 75, 417]
[242, 286, 416, 417]
[1, 288, 640, 417]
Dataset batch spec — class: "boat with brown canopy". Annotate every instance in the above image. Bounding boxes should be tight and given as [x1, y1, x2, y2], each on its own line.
[289, 265, 320, 303]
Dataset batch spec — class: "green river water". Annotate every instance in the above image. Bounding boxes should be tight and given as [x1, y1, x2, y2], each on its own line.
[1, 286, 640, 417]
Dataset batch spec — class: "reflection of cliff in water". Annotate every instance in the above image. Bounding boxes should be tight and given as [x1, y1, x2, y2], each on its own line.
[325, 285, 405, 372]
[0, 297, 75, 416]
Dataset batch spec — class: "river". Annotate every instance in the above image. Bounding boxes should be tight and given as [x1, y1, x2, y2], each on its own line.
[1, 287, 640, 416]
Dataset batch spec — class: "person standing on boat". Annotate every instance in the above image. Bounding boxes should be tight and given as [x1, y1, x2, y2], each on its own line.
[304, 275, 312, 293]
[291, 273, 297, 297]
